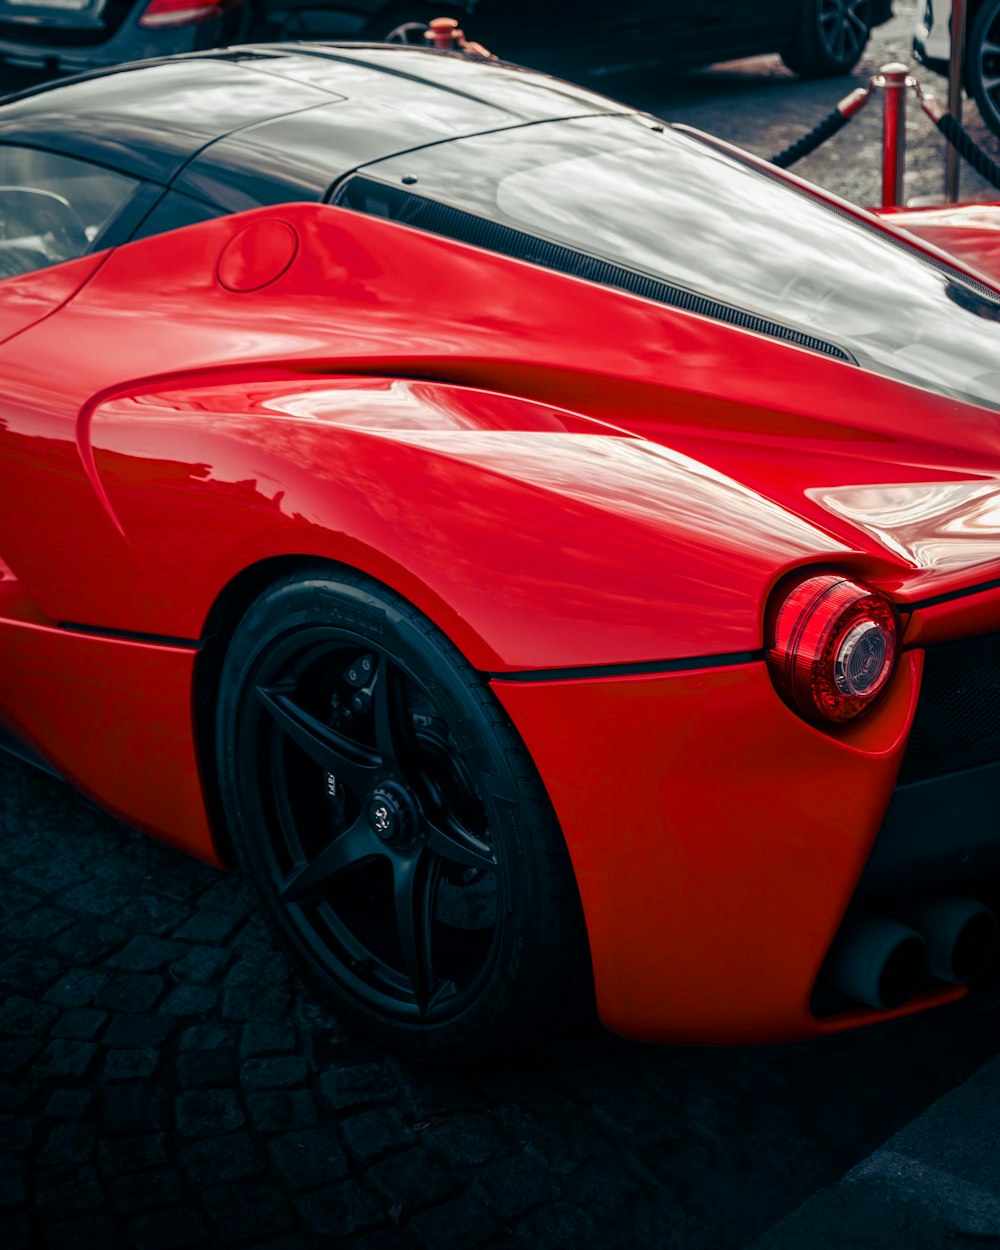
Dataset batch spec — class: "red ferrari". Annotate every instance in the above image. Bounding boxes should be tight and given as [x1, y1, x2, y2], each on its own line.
[2, 43, 1000, 1059]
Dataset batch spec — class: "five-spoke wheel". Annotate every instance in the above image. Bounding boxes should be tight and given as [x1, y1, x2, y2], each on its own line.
[782, 0, 872, 78]
[217, 569, 588, 1058]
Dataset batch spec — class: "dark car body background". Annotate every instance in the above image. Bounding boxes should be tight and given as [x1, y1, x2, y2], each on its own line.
[0, 0, 893, 81]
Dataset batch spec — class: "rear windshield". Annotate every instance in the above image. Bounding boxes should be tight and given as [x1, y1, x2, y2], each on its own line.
[346, 114, 1000, 412]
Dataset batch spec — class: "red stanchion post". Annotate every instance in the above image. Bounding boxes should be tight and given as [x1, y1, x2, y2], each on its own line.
[877, 62, 910, 207]
[426, 16, 461, 49]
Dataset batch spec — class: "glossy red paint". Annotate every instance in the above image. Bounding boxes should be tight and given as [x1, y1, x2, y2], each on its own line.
[2, 197, 1000, 1041]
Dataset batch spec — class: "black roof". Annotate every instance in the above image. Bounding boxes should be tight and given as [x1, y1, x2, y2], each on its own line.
[0, 44, 628, 199]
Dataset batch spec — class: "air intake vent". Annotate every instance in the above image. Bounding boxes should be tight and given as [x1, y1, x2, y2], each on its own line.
[334, 176, 854, 363]
[900, 631, 1000, 784]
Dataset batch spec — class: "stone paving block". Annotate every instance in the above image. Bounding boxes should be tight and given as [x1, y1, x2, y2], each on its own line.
[512, 1200, 602, 1249]
[267, 1127, 350, 1191]
[177, 1048, 237, 1090]
[98, 1133, 169, 1178]
[0, 952, 62, 994]
[94, 974, 165, 1015]
[61, 881, 132, 916]
[572, 1153, 649, 1219]
[221, 987, 291, 1022]
[32, 1041, 97, 1082]
[342, 1109, 416, 1166]
[108, 1165, 185, 1215]
[1, 906, 75, 943]
[319, 1063, 398, 1113]
[0, 995, 59, 1036]
[239, 1022, 297, 1059]
[0, 1039, 42, 1076]
[175, 1089, 244, 1137]
[225, 952, 290, 990]
[114, 897, 190, 937]
[103, 1083, 170, 1135]
[103, 1014, 176, 1049]
[471, 1152, 563, 1220]
[43, 970, 111, 1009]
[0, 1213, 30, 1250]
[43, 1213, 129, 1250]
[129, 1207, 210, 1250]
[36, 1121, 96, 1166]
[240, 1057, 309, 1090]
[295, 1180, 386, 1238]
[103, 1049, 160, 1082]
[409, 1195, 505, 1249]
[170, 945, 230, 984]
[48, 920, 128, 966]
[0, 1155, 27, 1207]
[13, 856, 91, 894]
[421, 1114, 510, 1171]
[49, 1009, 107, 1041]
[0, 1083, 34, 1113]
[161, 985, 218, 1018]
[180, 1132, 266, 1189]
[352, 1230, 419, 1250]
[106, 937, 185, 973]
[202, 1180, 296, 1244]
[178, 1024, 232, 1052]
[44, 1090, 93, 1119]
[0, 1114, 37, 1153]
[245, 1090, 318, 1134]
[173, 909, 245, 944]
[34, 1164, 104, 1220]
[368, 1146, 457, 1212]
[0, 878, 44, 919]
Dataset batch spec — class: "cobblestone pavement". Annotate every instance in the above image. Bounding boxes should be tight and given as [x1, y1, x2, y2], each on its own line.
[4, 4, 1000, 1249]
[3, 753, 1000, 1250]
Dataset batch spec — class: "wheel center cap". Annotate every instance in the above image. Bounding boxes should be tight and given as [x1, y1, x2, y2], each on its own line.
[368, 781, 418, 846]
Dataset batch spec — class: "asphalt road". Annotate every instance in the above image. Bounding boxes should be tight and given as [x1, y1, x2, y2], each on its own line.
[3, 3, 1000, 1249]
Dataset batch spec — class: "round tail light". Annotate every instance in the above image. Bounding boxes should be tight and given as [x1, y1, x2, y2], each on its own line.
[767, 574, 899, 723]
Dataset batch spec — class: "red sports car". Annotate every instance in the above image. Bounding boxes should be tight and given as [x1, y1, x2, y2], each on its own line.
[2, 43, 1000, 1059]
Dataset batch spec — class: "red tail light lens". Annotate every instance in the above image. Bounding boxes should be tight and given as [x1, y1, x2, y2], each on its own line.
[767, 574, 899, 723]
[139, 0, 237, 28]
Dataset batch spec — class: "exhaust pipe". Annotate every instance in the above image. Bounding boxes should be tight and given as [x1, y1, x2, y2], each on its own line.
[905, 897, 997, 985]
[823, 915, 926, 1010]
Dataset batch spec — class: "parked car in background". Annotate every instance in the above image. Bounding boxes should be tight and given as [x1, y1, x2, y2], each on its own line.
[913, 0, 1000, 138]
[0, 0, 892, 82]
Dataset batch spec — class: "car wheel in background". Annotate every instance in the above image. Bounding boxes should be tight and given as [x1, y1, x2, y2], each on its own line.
[968, 0, 1000, 139]
[781, 0, 872, 77]
[216, 569, 591, 1060]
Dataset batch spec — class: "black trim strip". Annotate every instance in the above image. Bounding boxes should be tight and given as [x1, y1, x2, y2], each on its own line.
[488, 649, 763, 683]
[908, 575, 1000, 612]
[334, 176, 854, 363]
[59, 621, 201, 650]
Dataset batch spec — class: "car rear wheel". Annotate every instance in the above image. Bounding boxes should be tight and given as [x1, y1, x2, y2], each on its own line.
[216, 568, 590, 1059]
[781, 0, 872, 78]
[968, 0, 1000, 140]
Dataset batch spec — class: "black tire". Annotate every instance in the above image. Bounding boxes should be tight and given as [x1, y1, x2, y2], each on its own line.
[968, 0, 1000, 141]
[216, 568, 590, 1060]
[781, 0, 872, 78]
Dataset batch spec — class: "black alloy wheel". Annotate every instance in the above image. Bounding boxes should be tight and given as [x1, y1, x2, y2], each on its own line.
[216, 569, 589, 1059]
[781, 0, 872, 77]
[969, 0, 1000, 140]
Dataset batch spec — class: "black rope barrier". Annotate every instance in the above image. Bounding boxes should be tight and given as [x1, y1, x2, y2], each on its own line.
[931, 112, 1000, 192]
[771, 110, 851, 169]
[768, 86, 873, 169]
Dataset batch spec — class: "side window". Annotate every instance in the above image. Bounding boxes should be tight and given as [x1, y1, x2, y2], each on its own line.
[129, 191, 227, 244]
[0, 146, 138, 281]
